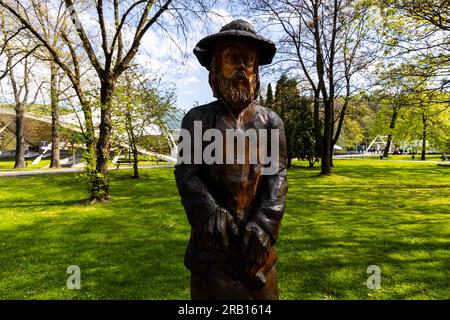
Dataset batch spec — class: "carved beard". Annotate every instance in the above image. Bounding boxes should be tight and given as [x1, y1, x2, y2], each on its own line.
[217, 71, 258, 111]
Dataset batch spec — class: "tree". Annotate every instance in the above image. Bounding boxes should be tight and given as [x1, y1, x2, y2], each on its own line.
[271, 74, 317, 168]
[48, 62, 61, 167]
[429, 105, 450, 153]
[338, 117, 364, 151]
[376, 1, 450, 158]
[0, 0, 97, 196]
[371, 61, 450, 160]
[384, 0, 449, 31]
[295, 97, 318, 167]
[336, 94, 376, 151]
[379, 0, 450, 92]
[397, 88, 449, 160]
[5, 57, 45, 168]
[27, 2, 75, 168]
[244, 0, 381, 175]
[266, 83, 274, 108]
[112, 71, 175, 179]
[373, 64, 425, 157]
[382, 100, 400, 158]
[0, 0, 215, 201]
[0, 13, 44, 168]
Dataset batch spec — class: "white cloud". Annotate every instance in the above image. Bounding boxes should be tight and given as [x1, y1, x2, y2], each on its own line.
[1, 2, 242, 112]
[184, 76, 200, 85]
[128, 7, 229, 109]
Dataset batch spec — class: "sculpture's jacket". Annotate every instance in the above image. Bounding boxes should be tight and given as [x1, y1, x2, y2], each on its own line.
[174, 99, 288, 279]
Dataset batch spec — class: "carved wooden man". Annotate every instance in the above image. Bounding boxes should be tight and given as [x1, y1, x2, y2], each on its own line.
[174, 20, 288, 300]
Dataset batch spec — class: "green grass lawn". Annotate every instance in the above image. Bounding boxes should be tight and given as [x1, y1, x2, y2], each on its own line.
[107, 160, 172, 168]
[0, 160, 449, 299]
[0, 159, 51, 170]
[0, 158, 172, 170]
[349, 154, 444, 161]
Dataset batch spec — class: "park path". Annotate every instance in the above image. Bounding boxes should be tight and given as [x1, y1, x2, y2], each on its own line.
[0, 164, 174, 177]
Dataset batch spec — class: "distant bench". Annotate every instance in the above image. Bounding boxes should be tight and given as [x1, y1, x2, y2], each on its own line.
[115, 159, 137, 169]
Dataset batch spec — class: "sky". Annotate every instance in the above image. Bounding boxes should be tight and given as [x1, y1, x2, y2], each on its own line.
[136, 5, 240, 112]
[134, 1, 278, 112]
[0, 1, 278, 113]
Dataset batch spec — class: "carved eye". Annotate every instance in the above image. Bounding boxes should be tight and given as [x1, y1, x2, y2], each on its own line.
[241, 50, 256, 65]
[223, 47, 255, 66]
[224, 51, 237, 65]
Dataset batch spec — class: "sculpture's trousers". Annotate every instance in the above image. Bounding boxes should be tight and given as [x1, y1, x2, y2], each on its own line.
[191, 266, 278, 300]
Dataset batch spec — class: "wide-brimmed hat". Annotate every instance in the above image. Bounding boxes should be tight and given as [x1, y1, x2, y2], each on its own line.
[193, 19, 276, 70]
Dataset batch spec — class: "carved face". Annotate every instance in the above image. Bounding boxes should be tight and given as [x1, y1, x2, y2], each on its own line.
[220, 45, 257, 85]
[209, 42, 260, 112]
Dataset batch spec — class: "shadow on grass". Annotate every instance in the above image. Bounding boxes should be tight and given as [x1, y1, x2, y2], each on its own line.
[0, 199, 84, 210]
[277, 237, 450, 299]
[0, 168, 190, 299]
[0, 214, 189, 299]
[278, 160, 450, 299]
[0, 162, 449, 299]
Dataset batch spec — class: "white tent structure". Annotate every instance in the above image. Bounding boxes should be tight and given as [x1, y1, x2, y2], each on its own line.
[0, 106, 184, 164]
[366, 135, 389, 153]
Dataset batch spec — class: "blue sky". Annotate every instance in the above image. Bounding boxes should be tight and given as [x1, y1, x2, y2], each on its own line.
[138, 5, 238, 111]
[0, 1, 277, 112]
[136, 2, 277, 112]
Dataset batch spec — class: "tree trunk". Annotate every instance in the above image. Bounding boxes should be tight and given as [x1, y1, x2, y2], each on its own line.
[330, 107, 335, 169]
[14, 105, 25, 169]
[127, 125, 140, 179]
[332, 98, 350, 168]
[308, 156, 315, 168]
[132, 144, 139, 179]
[321, 101, 332, 175]
[92, 80, 115, 201]
[49, 62, 60, 168]
[421, 115, 427, 161]
[383, 134, 393, 158]
[7, 55, 26, 169]
[321, 138, 332, 175]
[79, 100, 98, 201]
[287, 155, 292, 169]
[383, 105, 399, 158]
[79, 100, 96, 151]
[313, 92, 322, 158]
[329, 143, 334, 168]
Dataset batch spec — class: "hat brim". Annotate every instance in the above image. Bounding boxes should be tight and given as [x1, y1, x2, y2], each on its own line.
[193, 30, 276, 70]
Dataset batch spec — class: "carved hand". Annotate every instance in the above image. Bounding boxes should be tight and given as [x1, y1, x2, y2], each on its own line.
[241, 221, 272, 276]
[204, 207, 239, 252]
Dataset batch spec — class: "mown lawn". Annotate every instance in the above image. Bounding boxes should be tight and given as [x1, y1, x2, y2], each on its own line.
[0, 158, 170, 170]
[0, 160, 449, 299]
[0, 159, 51, 170]
[347, 154, 444, 161]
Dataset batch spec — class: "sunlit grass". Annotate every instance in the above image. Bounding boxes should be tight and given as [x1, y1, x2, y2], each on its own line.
[0, 159, 52, 170]
[106, 160, 171, 168]
[0, 159, 448, 299]
[350, 154, 444, 161]
[0, 158, 173, 170]
[280, 160, 450, 299]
